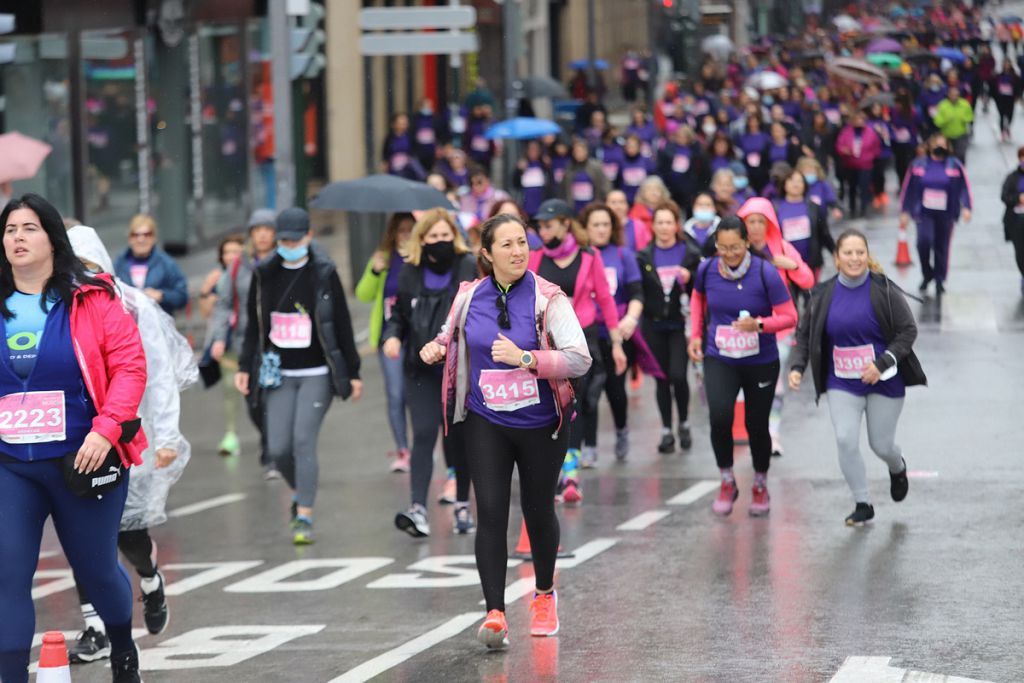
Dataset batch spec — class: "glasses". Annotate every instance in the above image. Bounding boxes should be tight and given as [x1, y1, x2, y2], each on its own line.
[130, 231, 154, 239]
[715, 243, 747, 255]
[495, 290, 511, 330]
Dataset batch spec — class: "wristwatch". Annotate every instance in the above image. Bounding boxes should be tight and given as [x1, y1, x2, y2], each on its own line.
[756, 318, 764, 332]
[520, 351, 534, 368]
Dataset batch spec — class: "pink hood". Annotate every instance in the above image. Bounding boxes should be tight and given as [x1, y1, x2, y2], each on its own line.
[736, 196, 815, 295]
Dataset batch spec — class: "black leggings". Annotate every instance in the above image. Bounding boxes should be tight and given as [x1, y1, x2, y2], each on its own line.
[406, 369, 469, 506]
[703, 356, 779, 473]
[76, 528, 157, 604]
[582, 337, 632, 445]
[996, 97, 1016, 132]
[871, 157, 889, 196]
[1012, 228, 1024, 278]
[568, 329, 606, 450]
[464, 411, 568, 612]
[644, 322, 689, 429]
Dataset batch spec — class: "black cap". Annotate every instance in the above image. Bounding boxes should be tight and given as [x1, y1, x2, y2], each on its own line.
[533, 198, 574, 222]
[276, 207, 310, 240]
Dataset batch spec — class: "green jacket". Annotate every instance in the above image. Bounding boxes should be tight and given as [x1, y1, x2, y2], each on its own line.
[932, 98, 974, 140]
[355, 256, 391, 347]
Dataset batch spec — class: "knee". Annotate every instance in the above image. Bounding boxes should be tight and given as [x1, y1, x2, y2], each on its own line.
[866, 434, 896, 458]
[833, 427, 859, 455]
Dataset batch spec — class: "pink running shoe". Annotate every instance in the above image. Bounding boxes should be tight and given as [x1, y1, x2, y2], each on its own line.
[389, 448, 411, 473]
[749, 484, 771, 517]
[712, 480, 738, 516]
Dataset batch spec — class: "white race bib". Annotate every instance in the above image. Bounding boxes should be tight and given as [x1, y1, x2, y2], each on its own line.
[782, 215, 812, 242]
[832, 344, 876, 379]
[922, 188, 948, 211]
[714, 325, 760, 359]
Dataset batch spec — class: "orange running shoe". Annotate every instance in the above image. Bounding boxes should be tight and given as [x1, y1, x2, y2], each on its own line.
[478, 609, 509, 649]
[529, 591, 559, 637]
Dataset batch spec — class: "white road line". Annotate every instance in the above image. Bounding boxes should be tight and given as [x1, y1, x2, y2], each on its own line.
[830, 656, 993, 683]
[481, 538, 622, 606]
[38, 549, 62, 559]
[666, 480, 719, 506]
[167, 493, 246, 518]
[326, 612, 483, 683]
[616, 510, 671, 531]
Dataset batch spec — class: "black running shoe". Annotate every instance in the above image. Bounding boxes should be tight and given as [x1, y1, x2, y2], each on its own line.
[110, 646, 142, 683]
[677, 425, 692, 450]
[141, 571, 169, 634]
[845, 503, 875, 526]
[657, 433, 675, 454]
[918, 278, 932, 293]
[890, 460, 909, 502]
[935, 281, 945, 295]
[68, 626, 110, 664]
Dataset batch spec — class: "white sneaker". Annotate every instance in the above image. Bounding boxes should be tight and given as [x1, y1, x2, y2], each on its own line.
[395, 505, 430, 537]
[580, 445, 598, 469]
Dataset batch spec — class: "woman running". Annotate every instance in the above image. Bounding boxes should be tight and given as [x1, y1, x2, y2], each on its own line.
[999, 146, 1024, 294]
[355, 212, 414, 472]
[789, 230, 923, 525]
[383, 209, 477, 536]
[237, 208, 363, 545]
[581, 202, 644, 461]
[688, 216, 797, 517]
[683, 191, 721, 256]
[773, 167, 835, 281]
[0, 194, 148, 683]
[529, 199, 625, 497]
[419, 213, 591, 650]
[637, 199, 701, 454]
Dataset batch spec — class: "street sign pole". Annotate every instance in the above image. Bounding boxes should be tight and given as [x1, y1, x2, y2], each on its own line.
[502, 0, 521, 190]
[270, 0, 296, 209]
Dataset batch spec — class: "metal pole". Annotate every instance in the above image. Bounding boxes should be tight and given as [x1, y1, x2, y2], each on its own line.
[68, 31, 86, 222]
[502, 0, 520, 189]
[586, 0, 597, 92]
[269, 0, 296, 209]
[646, 0, 658, 114]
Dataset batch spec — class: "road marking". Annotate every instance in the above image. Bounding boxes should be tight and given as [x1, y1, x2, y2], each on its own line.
[667, 480, 719, 506]
[616, 510, 671, 531]
[141, 625, 325, 671]
[167, 493, 246, 518]
[482, 537, 621, 606]
[830, 656, 993, 683]
[907, 470, 939, 479]
[326, 612, 482, 683]
[38, 549, 62, 559]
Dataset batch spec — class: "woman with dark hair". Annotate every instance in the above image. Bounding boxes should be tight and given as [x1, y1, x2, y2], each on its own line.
[772, 167, 835, 281]
[381, 112, 425, 180]
[992, 59, 1023, 142]
[735, 114, 771, 193]
[890, 90, 921, 187]
[0, 193, 149, 683]
[512, 139, 553, 218]
[615, 134, 655, 205]
[708, 132, 737, 175]
[420, 213, 590, 649]
[687, 215, 797, 518]
[799, 110, 836, 176]
[1000, 146, 1024, 294]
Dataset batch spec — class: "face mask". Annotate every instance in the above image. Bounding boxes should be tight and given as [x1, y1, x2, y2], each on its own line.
[420, 108, 433, 116]
[693, 209, 716, 223]
[932, 147, 949, 158]
[804, 173, 818, 185]
[702, 124, 717, 136]
[930, 84, 942, 92]
[422, 240, 456, 274]
[762, 96, 775, 106]
[543, 235, 563, 250]
[277, 243, 309, 262]
[734, 177, 749, 190]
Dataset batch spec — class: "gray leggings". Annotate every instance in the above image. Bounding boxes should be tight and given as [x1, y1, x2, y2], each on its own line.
[827, 390, 905, 504]
[265, 373, 333, 508]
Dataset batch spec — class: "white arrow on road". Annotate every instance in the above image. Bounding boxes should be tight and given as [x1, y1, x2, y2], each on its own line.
[830, 656, 994, 683]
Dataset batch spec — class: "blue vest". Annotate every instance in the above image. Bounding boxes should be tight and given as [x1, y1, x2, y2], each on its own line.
[0, 298, 96, 462]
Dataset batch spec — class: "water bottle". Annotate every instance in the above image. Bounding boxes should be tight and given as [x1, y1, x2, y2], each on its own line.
[739, 310, 750, 320]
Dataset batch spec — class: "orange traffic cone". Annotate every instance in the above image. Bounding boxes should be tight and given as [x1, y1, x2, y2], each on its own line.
[514, 520, 532, 558]
[732, 391, 749, 445]
[895, 225, 913, 266]
[37, 631, 71, 683]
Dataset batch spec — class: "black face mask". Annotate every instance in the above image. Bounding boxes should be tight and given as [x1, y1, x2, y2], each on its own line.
[422, 240, 456, 274]
[544, 235, 563, 250]
[932, 147, 949, 158]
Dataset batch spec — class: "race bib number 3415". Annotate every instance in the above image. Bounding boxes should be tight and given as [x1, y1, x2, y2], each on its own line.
[478, 369, 540, 412]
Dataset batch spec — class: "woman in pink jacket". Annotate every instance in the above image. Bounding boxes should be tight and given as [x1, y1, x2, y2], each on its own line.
[0, 194, 148, 683]
[836, 110, 882, 219]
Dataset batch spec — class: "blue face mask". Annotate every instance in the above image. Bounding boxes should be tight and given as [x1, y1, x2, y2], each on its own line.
[734, 177, 749, 190]
[804, 173, 818, 185]
[762, 96, 775, 106]
[693, 209, 716, 222]
[277, 243, 309, 261]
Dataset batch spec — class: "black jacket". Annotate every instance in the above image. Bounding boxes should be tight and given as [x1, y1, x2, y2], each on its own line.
[999, 168, 1024, 242]
[637, 235, 702, 326]
[382, 253, 477, 374]
[790, 273, 926, 402]
[241, 248, 361, 400]
[772, 199, 836, 270]
[656, 142, 709, 201]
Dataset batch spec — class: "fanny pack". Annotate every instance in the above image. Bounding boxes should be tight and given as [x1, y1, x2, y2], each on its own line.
[62, 448, 125, 498]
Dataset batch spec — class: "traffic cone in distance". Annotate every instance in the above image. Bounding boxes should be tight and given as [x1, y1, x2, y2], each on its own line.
[37, 631, 71, 683]
[895, 226, 913, 266]
[732, 393, 749, 445]
[514, 520, 532, 559]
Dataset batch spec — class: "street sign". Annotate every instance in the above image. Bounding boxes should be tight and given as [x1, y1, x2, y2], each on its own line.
[359, 32, 478, 57]
[359, 7, 476, 31]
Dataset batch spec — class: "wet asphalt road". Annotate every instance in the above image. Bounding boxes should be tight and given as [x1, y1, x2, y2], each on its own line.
[29, 98, 1024, 683]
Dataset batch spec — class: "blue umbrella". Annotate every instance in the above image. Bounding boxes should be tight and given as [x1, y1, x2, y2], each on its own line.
[485, 117, 561, 140]
[569, 59, 609, 70]
[1001, 15, 1023, 23]
[933, 47, 966, 64]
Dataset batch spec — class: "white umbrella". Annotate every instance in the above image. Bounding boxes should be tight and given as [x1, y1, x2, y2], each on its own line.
[833, 14, 862, 32]
[701, 34, 735, 60]
[746, 71, 789, 91]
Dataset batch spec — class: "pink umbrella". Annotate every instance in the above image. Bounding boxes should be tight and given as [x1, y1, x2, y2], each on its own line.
[866, 37, 903, 54]
[0, 132, 52, 184]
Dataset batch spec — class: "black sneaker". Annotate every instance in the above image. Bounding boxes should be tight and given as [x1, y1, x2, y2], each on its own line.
[677, 425, 692, 450]
[657, 433, 675, 454]
[289, 500, 298, 525]
[110, 646, 142, 683]
[845, 503, 875, 527]
[141, 571, 169, 634]
[890, 459, 909, 502]
[918, 277, 932, 293]
[935, 281, 945, 295]
[68, 626, 110, 664]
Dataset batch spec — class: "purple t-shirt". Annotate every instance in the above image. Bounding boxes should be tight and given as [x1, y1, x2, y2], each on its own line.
[710, 155, 732, 174]
[825, 278, 905, 398]
[737, 132, 769, 168]
[695, 257, 791, 366]
[383, 251, 404, 299]
[774, 199, 812, 262]
[550, 154, 570, 184]
[600, 143, 625, 182]
[768, 142, 790, 165]
[423, 267, 453, 290]
[570, 170, 597, 214]
[618, 155, 653, 204]
[520, 161, 547, 216]
[597, 243, 642, 322]
[465, 275, 557, 428]
[808, 180, 837, 208]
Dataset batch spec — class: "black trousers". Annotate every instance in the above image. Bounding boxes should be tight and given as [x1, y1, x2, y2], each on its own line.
[406, 369, 469, 506]
[1012, 227, 1024, 278]
[582, 336, 632, 446]
[703, 356, 779, 474]
[568, 328, 606, 450]
[464, 411, 568, 612]
[644, 321, 689, 429]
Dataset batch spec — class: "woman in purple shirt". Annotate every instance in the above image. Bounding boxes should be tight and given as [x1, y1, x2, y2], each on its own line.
[420, 214, 591, 650]
[616, 134, 655, 204]
[772, 168, 835, 279]
[789, 230, 925, 526]
[735, 115, 771, 193]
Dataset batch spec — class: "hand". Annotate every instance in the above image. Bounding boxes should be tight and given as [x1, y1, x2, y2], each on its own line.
[788, 370, 803, 391]
[961, 208, 972, 223]
[611, 343, 628, 375]
[235, 371, 250, 396]
[419, 341, 446, 365]
[75, 431, 114, 474]
[371, 250, 389, 273]
[491, 333, 523, 367]
[732, 316, 760, 333]
[687, 337, 704, 362]
[155, 448, 178, 469]
[831, 207, 844, 221]
[210, 340, 226, 362]
[772, 255, 798, 271]
[618, 315, 638, 340]
[899, 212, 910, 229]
[860, 363, 882, 385]
[1018, 192, 1024, 206]
[678, 267, 691, 284]
[349, 379, 364, 402]
[517, 159, 527, 170]
[382, 337, 402, 360]
[144, 287, 164, 303]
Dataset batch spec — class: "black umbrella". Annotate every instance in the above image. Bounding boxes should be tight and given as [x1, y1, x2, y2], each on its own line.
[518, 76, 569, 99]
[310, 174, 451, 212]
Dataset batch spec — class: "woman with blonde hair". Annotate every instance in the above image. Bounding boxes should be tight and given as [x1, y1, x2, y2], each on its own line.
[113, 213, 188, 314]
[627, 175, 670, 251]
[789, 230, 923, 526]
[382, 209, 477, 536]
